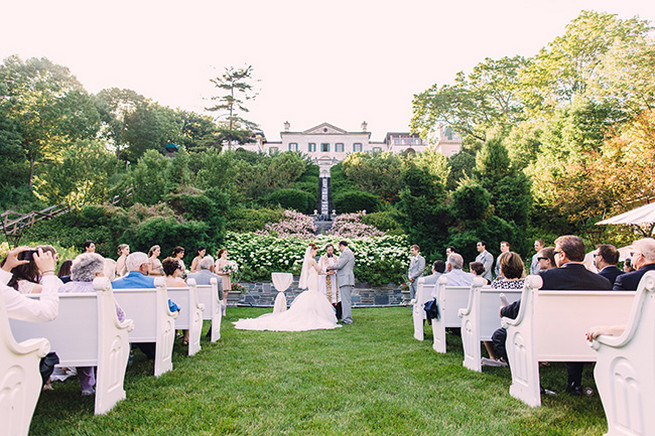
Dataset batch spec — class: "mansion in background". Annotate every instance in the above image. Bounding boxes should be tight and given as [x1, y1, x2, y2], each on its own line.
[237, 121, 462, 176]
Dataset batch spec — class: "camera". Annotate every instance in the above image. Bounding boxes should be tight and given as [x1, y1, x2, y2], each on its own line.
[18, 249, 38, 261]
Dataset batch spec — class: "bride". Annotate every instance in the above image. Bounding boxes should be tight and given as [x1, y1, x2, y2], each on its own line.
[233, 243, 341, 331]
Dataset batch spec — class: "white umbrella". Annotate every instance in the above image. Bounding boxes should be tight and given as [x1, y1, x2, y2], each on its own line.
[596, 202, 655, 237]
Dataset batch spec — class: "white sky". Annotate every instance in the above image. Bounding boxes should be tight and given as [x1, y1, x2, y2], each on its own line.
[2, 0, 654, 141]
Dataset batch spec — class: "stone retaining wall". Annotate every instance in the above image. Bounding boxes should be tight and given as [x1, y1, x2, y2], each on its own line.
[229, 279, 410, 308]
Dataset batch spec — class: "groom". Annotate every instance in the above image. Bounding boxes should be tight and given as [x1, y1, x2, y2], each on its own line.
[328, 240, 355, 324]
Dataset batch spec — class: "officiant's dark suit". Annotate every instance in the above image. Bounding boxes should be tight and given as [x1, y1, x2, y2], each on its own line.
[613, 263, 655, 290]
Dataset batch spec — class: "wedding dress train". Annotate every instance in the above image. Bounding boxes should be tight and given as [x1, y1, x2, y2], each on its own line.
[233, 254, 341, 332]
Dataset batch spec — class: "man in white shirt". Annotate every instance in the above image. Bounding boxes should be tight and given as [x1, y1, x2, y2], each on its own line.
[1, 246, 61, 321]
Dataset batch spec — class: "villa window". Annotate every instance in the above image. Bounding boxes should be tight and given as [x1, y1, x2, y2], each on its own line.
[372, 147, 382, 152]
[321, 143, 330, 152]
[353, 143, 362, 152]
[308, 143, 316, 152]
[288, 143, 298, 151]
[269, 146, 278, 153]
[335, 143, 344, 152]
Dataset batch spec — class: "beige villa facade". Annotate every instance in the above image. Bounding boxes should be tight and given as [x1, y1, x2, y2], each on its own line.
[239, 121, 462, 177]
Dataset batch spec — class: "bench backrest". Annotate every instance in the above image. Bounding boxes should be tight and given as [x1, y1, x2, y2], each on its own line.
[11, 294, 99, 366]
[475, 287, 523, 340]
[435, 276, 471, 327]
[533, 290, 634, 361]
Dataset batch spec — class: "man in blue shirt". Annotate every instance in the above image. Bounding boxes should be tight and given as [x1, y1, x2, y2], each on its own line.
[112, 252, 155, 289]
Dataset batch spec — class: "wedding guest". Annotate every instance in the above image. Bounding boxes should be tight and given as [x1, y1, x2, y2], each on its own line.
[83, 240, 96, 254]
[59, 253, 125, 396]
[594, 244, 624, 287]
[172, 246, 187, 275]
[147, 245, 163, 276]
[190, 246, 206, 273]
[116, 244, 130, 277]
[475, 241, 494, 282]
[58, 259, 73, 283]
[163, 257, 186, 288]
[536, 247, 556, 271]
[440, 253, 474, 288]
[2, 246, 62, 388]
[188, 256, 224, 337]
[112, 252, 156, 359]
[162, 257, 188, 344]
[494, 241, 510, 278]
[8, 245, 58, 294]
[2, 246, 61, 321]
[215, 249, 233, 315]
[469, 262, 488, 285]
[623, 257, 635, 273]
[530, 240, 545, 275]
[614, 238, 655, 290]
[423, 260, 446, 286]
[407, 244, 426, 301]
[484, 252, 526, 366]
[104, 258, 117, 281]
[445, 246, 456, 258]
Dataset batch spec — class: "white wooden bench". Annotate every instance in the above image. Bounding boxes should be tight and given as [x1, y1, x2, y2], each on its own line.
[112, 277, 178, 377]
[1, 290, 51, 436]
[590, 271, 655, 436]
[412, 277, 434, 341]
[502, 275, 635, 407]
[432, 276, 472, 353]
[196, 278, 222, 342]
[9, 277, 134, 415]
[458, 280, 522, 372]
[167, 280, 205, 356]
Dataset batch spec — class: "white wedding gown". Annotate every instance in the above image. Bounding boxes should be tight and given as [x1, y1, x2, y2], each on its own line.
[234, 267, 341, 331]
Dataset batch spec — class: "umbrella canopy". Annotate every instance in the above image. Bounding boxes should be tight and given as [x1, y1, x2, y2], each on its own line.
[596, 202, 655, 237]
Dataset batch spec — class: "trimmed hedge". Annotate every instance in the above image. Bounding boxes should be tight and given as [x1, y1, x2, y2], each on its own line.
[333, 190, 381, 214]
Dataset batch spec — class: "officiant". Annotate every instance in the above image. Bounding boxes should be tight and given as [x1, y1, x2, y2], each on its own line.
[319, 244, 342, 320]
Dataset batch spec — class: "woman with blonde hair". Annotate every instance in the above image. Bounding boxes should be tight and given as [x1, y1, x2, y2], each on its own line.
[116, 244, 130, 277]
[147, 245, 163, 276]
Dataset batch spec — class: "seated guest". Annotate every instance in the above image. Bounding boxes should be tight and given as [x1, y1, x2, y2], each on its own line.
[423, 260, 446, 286]
[112, 253, 154, 289]
[494, 236, 611, 395]
[111, 252, 156, 359]
[623, 257, 635, 273]
[594, 244, 624, 287]
[163, 257, 186, 288]
[613, 238, 655, 291]
[536, 247, 556, 271]
[8, 245, 58, 294]
[485, 252, 525, 366]
[162, 257, 188, 344]
[586, 324, 625, 341]
[434, 253, 473, 298]
[2, 247, 62, 388]
[59, 253, 126, 396]
[187, 256, 223, 338]
[57, 259, 73, 283]
[469, 262, 488, 285]
[2, 246, 61, 321]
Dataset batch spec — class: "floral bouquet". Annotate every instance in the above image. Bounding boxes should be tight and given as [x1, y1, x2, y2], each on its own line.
[223, 260, 239, 274]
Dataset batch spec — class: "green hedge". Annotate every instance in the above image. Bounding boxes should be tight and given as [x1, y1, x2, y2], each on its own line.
[333, 190, 381, 214]
[225, 208, 285, 233]
[264, 188, 315, 214]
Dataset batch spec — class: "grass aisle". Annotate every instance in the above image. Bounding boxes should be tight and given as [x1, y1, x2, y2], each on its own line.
[31, 307, 607, 435]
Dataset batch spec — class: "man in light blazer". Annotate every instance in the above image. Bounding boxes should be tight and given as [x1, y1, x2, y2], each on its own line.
[407, 244, 426, 301]
[328, 240, 355, 324]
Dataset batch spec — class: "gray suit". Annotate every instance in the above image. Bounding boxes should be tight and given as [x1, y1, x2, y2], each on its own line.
[329, 247, 355, 324]
[475, 250, 494, 282]
[407, 254, 425, 300]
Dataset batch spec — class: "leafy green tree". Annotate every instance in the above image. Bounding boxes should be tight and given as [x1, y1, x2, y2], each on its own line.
[411, 56, 528, 142]
[206, 65, 261, 147]
[129, 150, 173, 205]
[341, 152, 403, 202]
[0, 56, 100, 187]
[175, 110, 222, 151]
[33, 139, 116, 206]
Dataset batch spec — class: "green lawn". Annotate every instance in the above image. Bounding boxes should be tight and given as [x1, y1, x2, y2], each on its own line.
[30, 307, 607, 435]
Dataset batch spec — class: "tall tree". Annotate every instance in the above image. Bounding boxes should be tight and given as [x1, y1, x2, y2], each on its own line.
[0, 56, 100, 187]
[206, 65, 261, 146]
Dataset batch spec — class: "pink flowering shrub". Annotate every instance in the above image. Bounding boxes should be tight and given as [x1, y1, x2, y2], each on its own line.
[327, 212, 385, 238]
[256, 210, 317, 239]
